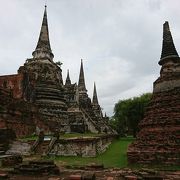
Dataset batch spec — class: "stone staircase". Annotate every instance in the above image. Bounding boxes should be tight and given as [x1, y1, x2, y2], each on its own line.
[46, 137, 57, 155]
[36, 138, 58, 155]
[81, 108, 116, 134]
[35, 141, 50, 154]
[5, 139, 56, 156]
[81, 108, 99, 133]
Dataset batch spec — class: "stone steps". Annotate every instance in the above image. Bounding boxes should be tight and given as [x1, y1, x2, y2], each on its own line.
[35, 141, 50, 154]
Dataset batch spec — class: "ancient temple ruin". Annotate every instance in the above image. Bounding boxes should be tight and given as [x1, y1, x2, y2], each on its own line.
[127, 22, 180, 165]
[0, 7, 115, 137]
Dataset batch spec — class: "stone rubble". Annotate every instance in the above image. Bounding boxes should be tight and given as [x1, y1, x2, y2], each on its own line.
[5, 167, 180, 180]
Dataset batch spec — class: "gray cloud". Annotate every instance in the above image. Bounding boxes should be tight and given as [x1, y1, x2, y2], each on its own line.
[0, 0, 180, 116]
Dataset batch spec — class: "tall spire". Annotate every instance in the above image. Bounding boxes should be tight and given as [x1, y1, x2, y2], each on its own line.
[78, 59, 87, 92]
[104, 112, 107, 118]
[65, 70, 71, 85]
[159, 21, 179, 65]
[32, 6, 54, 60]
[92, 82, 99, 104]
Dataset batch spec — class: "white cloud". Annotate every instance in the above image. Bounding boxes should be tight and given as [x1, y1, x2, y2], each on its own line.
[0, 0, 180, 116]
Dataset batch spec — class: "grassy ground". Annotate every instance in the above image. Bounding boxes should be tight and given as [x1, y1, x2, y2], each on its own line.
[19, 134, 38, 141]
[61, 133, 104, 139]
[47, 137, 134, 168]
[20, 135, 180, 170]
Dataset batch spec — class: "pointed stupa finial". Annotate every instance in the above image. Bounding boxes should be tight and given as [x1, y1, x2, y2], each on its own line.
[159, 21, 179, 65]
[32, 5, 54, 60]
[92, 82, 99, 104]
[78, 59, 87, 92]
[65, 69, 71, 85]
[104, 112, 107, 118]
[45, 0, 47, 7]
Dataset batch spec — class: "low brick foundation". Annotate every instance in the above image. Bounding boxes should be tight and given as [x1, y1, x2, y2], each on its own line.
[49, 135, 116, 157]
[7, 135, 116, 157]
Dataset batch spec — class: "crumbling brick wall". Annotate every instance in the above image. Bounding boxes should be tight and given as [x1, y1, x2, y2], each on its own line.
[0, 74, 23, 99]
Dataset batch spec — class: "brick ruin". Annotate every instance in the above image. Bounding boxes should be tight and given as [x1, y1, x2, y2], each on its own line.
[127, 22, 180, 165]
[0, 6, 115, 137]
[6, 134, 116, 157]
[0, 87, 40, 137]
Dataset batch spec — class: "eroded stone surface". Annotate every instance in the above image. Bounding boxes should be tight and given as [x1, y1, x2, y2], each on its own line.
[0, 7, 115, 137]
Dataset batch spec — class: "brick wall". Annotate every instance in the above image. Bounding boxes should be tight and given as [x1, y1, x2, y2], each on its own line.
[0, 74, 23, 99]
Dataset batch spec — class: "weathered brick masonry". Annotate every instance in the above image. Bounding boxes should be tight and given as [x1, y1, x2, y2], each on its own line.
[127, 22, 180, 165]
[0, 6, 115, 137]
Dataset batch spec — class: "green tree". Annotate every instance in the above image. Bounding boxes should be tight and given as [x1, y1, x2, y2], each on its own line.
[112, 93, 152, 137]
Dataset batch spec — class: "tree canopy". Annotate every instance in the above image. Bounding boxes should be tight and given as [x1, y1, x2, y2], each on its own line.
[111, 93, 152, 137]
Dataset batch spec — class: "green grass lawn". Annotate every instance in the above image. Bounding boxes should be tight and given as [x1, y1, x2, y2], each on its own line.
[47, 137, 135, 168]
[22, 135, 179, 170]
[19, 134, 38, 141]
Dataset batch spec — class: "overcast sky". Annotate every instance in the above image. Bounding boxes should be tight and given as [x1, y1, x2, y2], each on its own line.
[0, 0, 180, 116]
